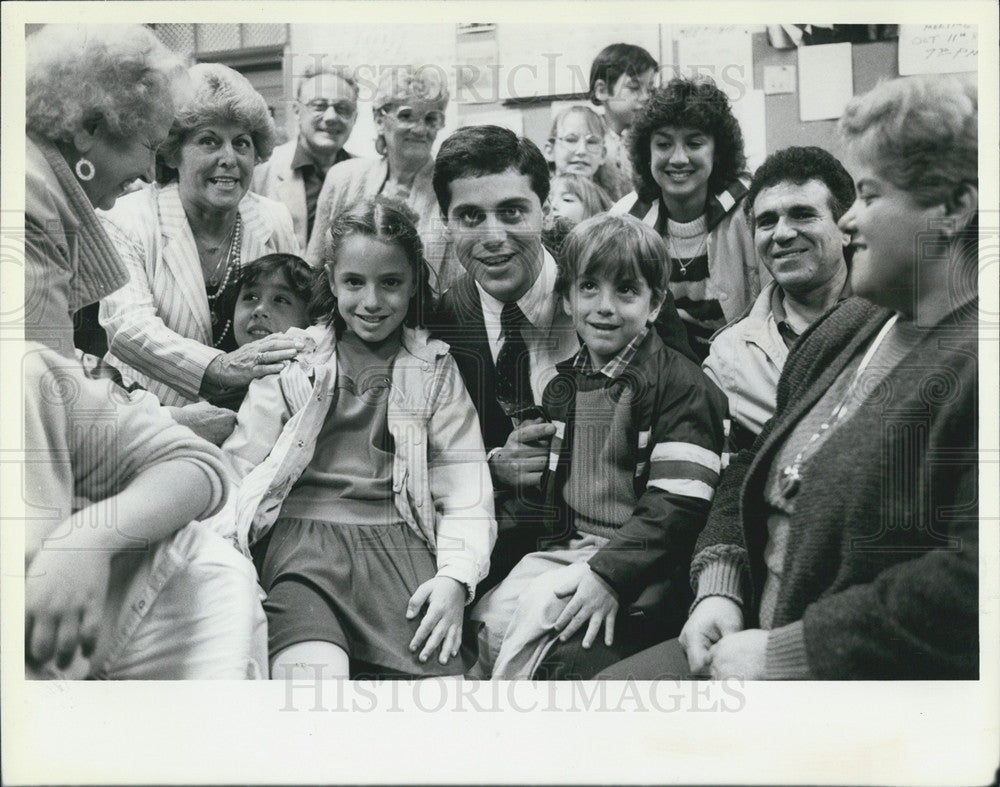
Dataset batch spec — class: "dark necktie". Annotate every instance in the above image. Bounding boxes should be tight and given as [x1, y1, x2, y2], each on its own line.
[495, 302, 534, 418]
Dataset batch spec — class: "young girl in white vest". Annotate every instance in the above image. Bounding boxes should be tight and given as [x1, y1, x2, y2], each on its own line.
[223, 197, 496, 678]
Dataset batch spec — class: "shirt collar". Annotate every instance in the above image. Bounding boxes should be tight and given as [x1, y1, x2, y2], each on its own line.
[291, 138, 350, 173]
[771, 271, 853, 343]
[290, 139, 318, 172]
[475, 246, 558, 332]
[572, 327, 649, 379]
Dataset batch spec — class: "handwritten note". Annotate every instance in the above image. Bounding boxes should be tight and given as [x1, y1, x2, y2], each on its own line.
[898, 24, 978, 75]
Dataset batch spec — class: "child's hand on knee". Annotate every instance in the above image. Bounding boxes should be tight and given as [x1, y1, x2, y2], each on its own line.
[552, 563, 619, 649]
[406, 576, 466, 665]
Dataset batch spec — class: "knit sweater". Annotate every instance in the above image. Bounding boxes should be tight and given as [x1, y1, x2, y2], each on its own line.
[542, 330, 728, 622]
[691, 296, 978, 679]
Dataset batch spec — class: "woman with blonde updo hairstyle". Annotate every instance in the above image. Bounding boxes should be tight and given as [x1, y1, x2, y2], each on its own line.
[306, 65, 459, 295]
[99, 62, 301, 408]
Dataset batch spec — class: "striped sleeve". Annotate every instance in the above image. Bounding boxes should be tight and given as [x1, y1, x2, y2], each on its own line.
[647, 440, 722, 501]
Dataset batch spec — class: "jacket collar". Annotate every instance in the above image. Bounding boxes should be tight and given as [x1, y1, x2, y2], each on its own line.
[629, 175, 751, 234]
[29, 135, 129, 309]
[290, 322, 450, 368]
[156, 182, 276, 337]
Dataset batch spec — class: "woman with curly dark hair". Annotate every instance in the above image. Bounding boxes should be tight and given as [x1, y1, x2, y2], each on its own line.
[611, 77, 763, 360]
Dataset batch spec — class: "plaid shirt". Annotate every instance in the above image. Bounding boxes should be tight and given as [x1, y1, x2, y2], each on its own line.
[571, 328, 650, 379]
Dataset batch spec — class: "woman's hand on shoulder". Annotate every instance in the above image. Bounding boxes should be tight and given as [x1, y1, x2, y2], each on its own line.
[406, 575, 467, 665]
[201, 336, 306, 395]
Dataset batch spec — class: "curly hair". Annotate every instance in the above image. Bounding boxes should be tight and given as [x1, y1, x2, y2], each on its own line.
[745, 146, 856, 222]
[371, 65, 450, 157]
[838, 75, 977, 209]
[311, 197, 434, 337]
[629, 77, 747, 203]
[26, 24, 185, 146]
[157, 63, 276, 184]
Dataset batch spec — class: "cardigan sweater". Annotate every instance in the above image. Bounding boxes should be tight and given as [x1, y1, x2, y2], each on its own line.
[691, 296, 978, 679]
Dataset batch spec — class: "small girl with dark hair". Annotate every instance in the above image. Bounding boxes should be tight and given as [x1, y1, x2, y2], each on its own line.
[222, 197, 495, 679]
[206, 253, 314, 411]
[612, 76, 764, 361]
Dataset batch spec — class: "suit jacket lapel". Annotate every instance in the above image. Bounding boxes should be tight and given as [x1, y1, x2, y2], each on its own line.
[239, 194, 275, 262]
[158, 184, 213, 344]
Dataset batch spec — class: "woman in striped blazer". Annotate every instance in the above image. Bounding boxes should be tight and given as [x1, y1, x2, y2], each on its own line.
[100, 63, 301, 407]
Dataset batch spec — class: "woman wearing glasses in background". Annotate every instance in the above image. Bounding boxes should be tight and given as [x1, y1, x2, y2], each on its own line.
[305, 66, 459, 295]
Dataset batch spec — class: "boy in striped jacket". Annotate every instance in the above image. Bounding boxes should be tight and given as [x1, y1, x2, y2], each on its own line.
[470, 213, 727, 679]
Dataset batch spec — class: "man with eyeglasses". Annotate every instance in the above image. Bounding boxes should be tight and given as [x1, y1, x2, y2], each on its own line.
[252, 63, 359, 248]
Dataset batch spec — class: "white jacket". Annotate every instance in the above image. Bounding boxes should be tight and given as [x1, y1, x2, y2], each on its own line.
[223, 323, 497, 601]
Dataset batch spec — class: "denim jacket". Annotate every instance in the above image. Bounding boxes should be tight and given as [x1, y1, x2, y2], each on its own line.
[223, 324, 496, 601]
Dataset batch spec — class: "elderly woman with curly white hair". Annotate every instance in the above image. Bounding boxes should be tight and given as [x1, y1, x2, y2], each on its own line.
[24, 25, 267, 680]
[305, 65, 460, 295]
[100, 62, 302, 408]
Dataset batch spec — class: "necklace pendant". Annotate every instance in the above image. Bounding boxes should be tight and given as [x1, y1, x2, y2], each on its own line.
[778, 466, 801, 499]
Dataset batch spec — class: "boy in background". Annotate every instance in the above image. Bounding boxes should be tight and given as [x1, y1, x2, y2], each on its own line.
[589, 43, 658, 187]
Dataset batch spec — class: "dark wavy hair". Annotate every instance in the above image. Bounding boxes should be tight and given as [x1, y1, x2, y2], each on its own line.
[588, 43, 658, 105]
[629, 77, 747, 203]
[310, 197, 433, 338]
[745, 146, 856, 221]
[433, 125, 550, 213]
[219, 253, 315, 345]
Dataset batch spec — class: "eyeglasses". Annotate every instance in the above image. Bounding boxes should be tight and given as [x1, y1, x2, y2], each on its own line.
[302, 99, 357, 118]
[555, 134, 604, 153]
[380, 105, 447, 131]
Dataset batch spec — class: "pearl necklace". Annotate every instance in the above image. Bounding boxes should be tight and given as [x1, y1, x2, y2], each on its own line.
[777, 313, 899, 499]
[205, 215, 243, 347]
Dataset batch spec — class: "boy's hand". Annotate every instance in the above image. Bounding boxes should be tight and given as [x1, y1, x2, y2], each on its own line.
[552, 563, 619, 648]
[25, 547, 111, 669]
[489, 419, 556, 489]
[406, 576, 466, 665]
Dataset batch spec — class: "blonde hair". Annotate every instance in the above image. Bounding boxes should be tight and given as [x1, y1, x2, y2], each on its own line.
[548, 105, 628, 200]
[838, 74, 977, 208]
[372, 65, 450, 156]
[550, 173, 613, 221]
[158, 63, 276, 183]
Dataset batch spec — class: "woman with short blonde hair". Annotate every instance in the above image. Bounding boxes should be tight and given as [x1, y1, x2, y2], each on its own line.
[100, 62, 301, 408]
[305, 65, 458, 295]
